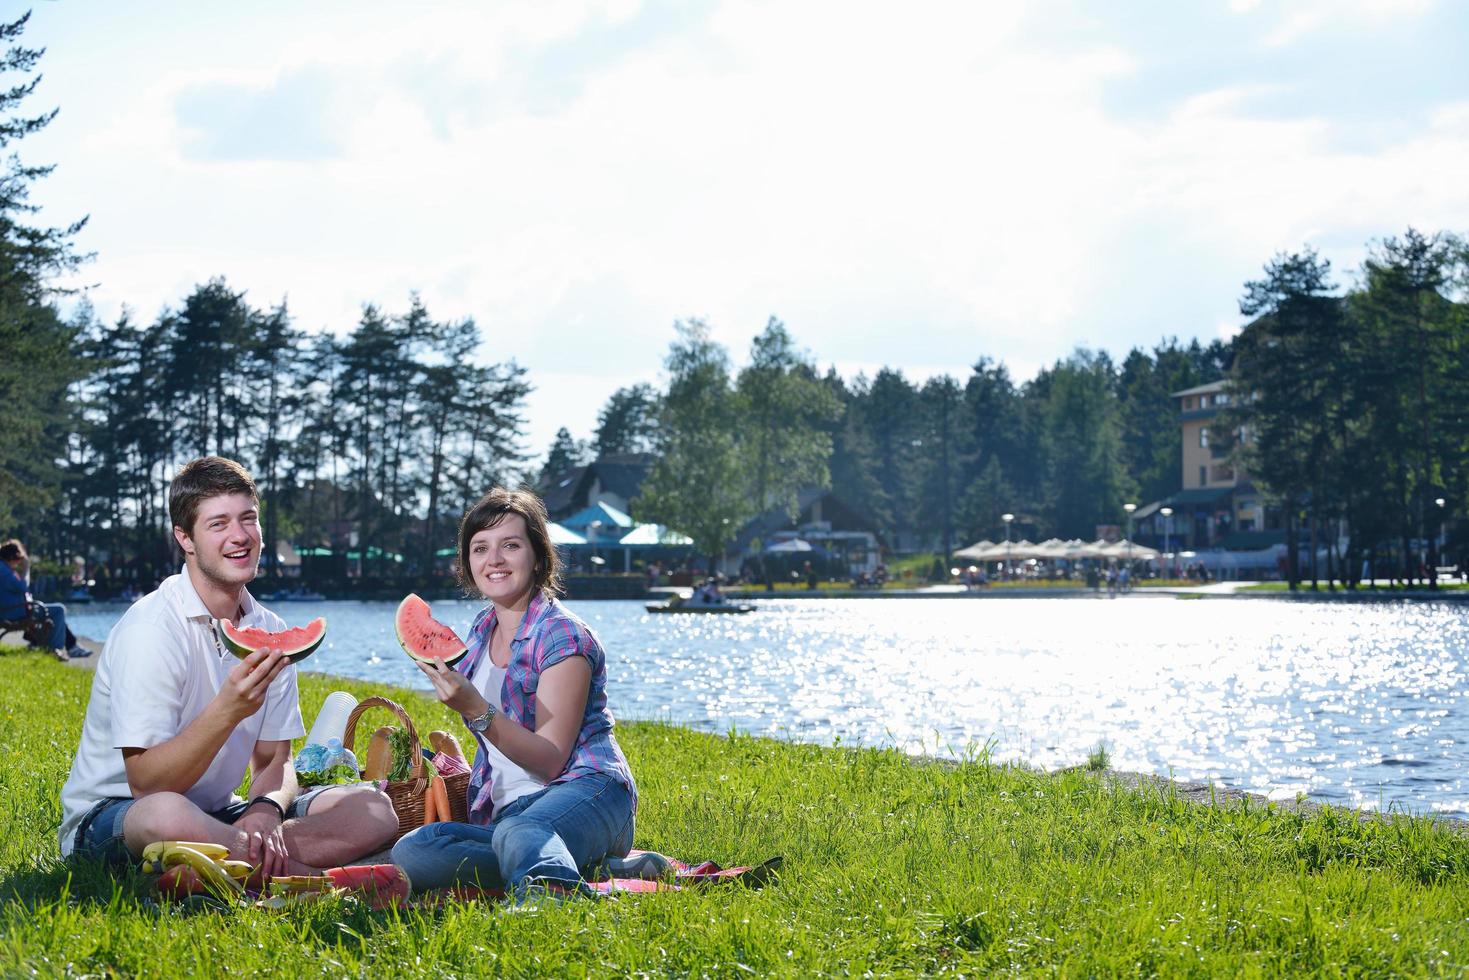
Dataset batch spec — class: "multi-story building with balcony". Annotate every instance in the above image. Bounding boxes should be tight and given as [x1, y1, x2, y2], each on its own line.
[1132, 380, 1280, 554]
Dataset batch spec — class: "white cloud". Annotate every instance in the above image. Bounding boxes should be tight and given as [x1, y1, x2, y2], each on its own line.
[1249, 0, 1439, 47]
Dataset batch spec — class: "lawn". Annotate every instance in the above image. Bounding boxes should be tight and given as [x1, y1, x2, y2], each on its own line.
[2, 646, 1467, 976]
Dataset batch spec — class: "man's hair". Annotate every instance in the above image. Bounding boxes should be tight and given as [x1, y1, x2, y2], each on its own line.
[0, 539, 25, 563]
[456, 487, 561, 597]
[169, 456, 259, 538]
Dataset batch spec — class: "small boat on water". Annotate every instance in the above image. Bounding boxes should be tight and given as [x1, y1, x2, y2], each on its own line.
[645, 598, 756, 615]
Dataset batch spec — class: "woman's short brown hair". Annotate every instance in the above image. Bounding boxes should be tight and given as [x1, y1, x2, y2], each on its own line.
[456, 487, 562, 598]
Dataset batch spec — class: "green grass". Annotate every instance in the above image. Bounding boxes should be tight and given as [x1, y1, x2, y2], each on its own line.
[3, 647, 1468, 976]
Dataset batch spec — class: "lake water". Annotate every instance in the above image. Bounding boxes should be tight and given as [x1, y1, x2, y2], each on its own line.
[66, 596, 1469, 820]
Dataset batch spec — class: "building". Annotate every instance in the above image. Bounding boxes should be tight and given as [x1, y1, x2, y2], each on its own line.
[728, 488, 881, 579]
[540, 454, 655, 523]
[1133, 380, 1280, 554]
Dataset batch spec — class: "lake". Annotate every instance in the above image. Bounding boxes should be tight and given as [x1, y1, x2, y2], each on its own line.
[65, 595, 1469, 820]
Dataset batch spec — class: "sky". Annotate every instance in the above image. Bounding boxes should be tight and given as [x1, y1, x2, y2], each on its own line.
[20, 0, 1469, 461]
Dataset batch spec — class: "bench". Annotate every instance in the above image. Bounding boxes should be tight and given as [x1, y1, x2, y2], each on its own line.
[0, 601, 54, 650]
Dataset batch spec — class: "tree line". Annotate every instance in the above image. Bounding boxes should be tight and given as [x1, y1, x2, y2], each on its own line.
[56, 285, 531, 583]
[611, 230, 1466, 587]
[583, 320, 1232, 564]
[1226, 234, 1469, 588]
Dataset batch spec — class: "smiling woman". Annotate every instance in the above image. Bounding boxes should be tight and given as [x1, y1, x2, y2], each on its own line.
[391, 487, 637, 902]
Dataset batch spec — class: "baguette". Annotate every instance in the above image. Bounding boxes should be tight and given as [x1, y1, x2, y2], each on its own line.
[428, 730, 466, 761]
[364, 725, 395, 780]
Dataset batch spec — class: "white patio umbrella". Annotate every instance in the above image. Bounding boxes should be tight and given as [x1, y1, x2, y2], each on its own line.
[1030, 538, 1071, 559]
[766, 538, 813, 553]
[1069, 538, 1115, 559]
[952, 539, 996, 561]
[979, 539, 1040, 560]
[1104, 539, 1159, 561]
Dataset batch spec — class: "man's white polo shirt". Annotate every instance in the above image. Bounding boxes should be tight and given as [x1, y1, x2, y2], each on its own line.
[58, 568, 305, 855]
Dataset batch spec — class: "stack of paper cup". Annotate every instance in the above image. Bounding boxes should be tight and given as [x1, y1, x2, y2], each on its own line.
[305, 691, 359, 748]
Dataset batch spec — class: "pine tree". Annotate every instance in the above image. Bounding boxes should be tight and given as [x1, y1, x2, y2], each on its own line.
[0, 13, 89, 531]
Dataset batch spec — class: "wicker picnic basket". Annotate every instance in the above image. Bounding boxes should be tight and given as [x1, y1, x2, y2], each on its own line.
[342, 695, 471, 841]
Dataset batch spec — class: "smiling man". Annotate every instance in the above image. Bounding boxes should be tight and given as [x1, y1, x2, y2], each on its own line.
[57, 456, 397, 877]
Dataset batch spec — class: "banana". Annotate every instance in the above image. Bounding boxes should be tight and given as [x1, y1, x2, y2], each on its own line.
[160, 844, 245, 898]
[142, 840, 230, 863]
[221, 860, 253, 880]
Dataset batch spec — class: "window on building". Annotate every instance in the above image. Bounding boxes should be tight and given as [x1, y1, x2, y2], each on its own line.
[1215, 392, 1230, 406]
[1199, 465, 1207, 486]
[1199, 428, 1209, 448]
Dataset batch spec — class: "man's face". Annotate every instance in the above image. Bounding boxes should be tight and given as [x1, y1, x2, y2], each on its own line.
[173, 493, 262, 591]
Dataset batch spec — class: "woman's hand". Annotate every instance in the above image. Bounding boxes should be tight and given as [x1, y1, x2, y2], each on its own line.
[416, 660, 489, 719]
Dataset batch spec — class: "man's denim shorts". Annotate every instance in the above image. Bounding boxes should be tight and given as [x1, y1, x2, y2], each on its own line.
[70, 786, 335, 867]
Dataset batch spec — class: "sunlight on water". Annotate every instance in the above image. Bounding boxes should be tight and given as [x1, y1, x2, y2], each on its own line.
[67, 596, 1469, 819]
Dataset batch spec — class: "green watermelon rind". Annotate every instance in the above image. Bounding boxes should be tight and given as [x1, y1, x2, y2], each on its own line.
[395, 593, 468, 669]
[216, 617, 327, 664]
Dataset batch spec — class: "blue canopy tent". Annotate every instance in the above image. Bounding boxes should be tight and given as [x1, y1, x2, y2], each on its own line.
[559, 504, 693, 573]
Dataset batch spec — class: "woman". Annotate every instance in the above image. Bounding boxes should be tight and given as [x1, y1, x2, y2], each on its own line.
[391, 488, 636, 899]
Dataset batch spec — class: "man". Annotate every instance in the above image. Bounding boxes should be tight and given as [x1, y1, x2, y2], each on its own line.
[58, 456, 397, 878]
[1, 539, 86, 660]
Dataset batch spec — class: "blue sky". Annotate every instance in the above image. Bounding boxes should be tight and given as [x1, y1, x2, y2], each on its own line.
[22, 1, 1469, 459]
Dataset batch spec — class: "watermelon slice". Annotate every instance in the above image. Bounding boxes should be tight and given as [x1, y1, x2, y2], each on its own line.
[216, 617, 326, 664]
[395, 593, 467, 668]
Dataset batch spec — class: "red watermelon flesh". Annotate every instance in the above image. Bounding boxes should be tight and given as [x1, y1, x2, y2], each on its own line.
[395, 593, 467, 668]
[217, 617, 326, 664]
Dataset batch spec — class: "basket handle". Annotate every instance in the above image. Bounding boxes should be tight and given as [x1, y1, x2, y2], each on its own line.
[341, 695, 427, 797]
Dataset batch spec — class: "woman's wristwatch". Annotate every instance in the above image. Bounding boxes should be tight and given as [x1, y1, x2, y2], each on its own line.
[465, 702, 497, 733]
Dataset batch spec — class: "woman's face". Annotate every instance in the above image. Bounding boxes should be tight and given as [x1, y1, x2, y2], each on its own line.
[468, 514, 538, 608]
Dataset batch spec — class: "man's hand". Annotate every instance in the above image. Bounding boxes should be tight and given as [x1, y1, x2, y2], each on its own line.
[235, 807, 289, 880]
[216, 647, 287, 723]
[417, 660, 487, 718]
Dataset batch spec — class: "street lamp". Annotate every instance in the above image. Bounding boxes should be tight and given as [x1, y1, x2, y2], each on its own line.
[1002, 512, 1014, 580]
[1435, 497, 1447, 584]
[1123, 502, 1136, 574]
[1160, 507, 1173, 577]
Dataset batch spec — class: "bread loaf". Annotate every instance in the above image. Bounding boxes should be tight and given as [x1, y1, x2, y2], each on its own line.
[428, 730, 466, 761]
[364, 725, 395, 780]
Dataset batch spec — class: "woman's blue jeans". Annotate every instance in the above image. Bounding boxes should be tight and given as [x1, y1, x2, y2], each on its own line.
[391, 772, 634, 896]
[43, 602, 72, 652]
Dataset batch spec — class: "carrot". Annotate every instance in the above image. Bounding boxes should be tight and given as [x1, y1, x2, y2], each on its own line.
[420, 773, 439, 825]
[430, 766, 453, 823]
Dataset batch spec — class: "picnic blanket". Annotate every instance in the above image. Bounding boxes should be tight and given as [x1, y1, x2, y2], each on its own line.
[439, 850, 783, 904]
[152, 849, 780, 910]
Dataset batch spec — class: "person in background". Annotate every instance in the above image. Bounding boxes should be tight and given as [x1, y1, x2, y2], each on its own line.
[1, 539, 86, 660]
[393, 487, 636, 902]
[56, 456, 397, 877]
